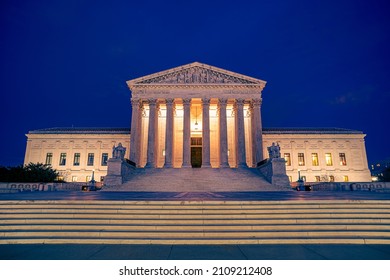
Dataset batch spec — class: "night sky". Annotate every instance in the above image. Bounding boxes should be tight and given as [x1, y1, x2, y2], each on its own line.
[1, 0, 389, 167]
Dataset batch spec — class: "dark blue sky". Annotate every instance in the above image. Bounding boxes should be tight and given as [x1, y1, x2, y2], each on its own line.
[1, 0, 389, 166]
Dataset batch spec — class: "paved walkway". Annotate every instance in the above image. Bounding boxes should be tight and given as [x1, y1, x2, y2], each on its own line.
[1, 191, 390, 201]
[1, 244, 390, 260]
[1, 191, 390, 260]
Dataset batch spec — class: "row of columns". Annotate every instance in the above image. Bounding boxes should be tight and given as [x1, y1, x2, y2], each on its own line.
[129, 97, 263, 168]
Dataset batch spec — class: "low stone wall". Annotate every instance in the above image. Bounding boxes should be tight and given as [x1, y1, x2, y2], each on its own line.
[0, 182, 85, 193]
[310, 182, 390, 192]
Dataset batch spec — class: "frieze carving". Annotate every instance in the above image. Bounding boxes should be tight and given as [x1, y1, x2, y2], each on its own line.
[138, 66, 256, 85]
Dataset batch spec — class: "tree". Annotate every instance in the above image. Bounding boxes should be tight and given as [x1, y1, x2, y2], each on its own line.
[378, 167, 390, 182]
[0, 163, 59, 182]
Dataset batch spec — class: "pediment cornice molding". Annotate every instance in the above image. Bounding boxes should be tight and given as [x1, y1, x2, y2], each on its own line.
[127, 62, 266, 91]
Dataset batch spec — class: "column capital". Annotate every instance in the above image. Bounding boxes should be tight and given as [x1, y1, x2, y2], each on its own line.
[182, 98, 191, 106]
[147, 98, 157, 105]
[131, 98, 140, 106]
[201, 97, 211, 105]
[165, 98, 175, 105]
[218, 98, 228, 106]
[235, 98, 245, 106]
[252, 98, 262, 107]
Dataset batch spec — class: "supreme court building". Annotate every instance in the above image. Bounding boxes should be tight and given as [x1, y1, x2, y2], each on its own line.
[24, 62, 372, 184]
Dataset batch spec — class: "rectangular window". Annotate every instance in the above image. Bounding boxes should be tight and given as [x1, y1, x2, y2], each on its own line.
[339, 153, 347, 166]
[343, 175, 349, 182]
[73, 153, 80, 166]
[59, 153, 66, 166]
[45, 153, 53, 165]
[72, 176, 78, 182]
[284, 153, 291, 166]
[100, 176, 105, 182]
[298, 153, 305, 166]
[315, 176, 321, 182]
[301, 176, 306, 182]
[87, 153, 94, 166]
[325, 153, 333, 166]
[329, 175, 335, 182]
[86, 176, 91, 182]
[101, 153, 108, 166]
[311, 153, 319, 166]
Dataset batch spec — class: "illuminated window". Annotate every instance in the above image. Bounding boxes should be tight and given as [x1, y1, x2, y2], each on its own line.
[45, 153, 53, 165]
[86, 176, 91, 182]
[329, 175, 335, 182]
[301, 176, 306, 182]
[59, 153, 66, 166]
[343, 175, 349, 182]
[101, 153, 108, 166]
[315, 176, 321, 182]
[311, 153, 319, 166]
[339, 153, 347, 166]
[298, 153, 305, 166]
[284, 153, 291, 166]
[73, 153, 80, 166]
[72, 176, 78, 182]
[325, 153, 333, 166]
[87, 153, 94, 166]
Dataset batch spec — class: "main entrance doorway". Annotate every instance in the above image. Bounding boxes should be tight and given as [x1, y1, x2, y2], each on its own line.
[191, 137, 202, 168]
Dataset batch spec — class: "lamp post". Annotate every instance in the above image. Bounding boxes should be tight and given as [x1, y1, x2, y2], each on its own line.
[89, 169, 96, 191]
[297, 169, 304, 191]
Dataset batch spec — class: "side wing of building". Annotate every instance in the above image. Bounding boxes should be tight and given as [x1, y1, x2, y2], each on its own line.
[263, 128, 371, 183]
[24, 128, 130, 182]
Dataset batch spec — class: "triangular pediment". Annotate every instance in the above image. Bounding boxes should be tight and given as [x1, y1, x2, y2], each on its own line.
[127, 62, 266, 87]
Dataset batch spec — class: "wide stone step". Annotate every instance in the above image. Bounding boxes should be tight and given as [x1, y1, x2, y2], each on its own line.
[2, 213, 390, 219]
[1, 199, 389, 244]
[2, 218, 389, 225]
[2, 224, 390, 231]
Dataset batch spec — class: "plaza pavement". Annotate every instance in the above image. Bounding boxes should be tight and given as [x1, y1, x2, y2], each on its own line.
[1, 191, 390, 260]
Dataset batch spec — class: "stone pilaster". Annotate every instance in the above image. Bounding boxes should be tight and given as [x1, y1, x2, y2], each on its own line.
[218, 98, 229, 168]
[235, 98, 247, 167]
[252, 98, 263, 164]
[129, 98, 140, 164]
[202, 97, 211, 168]
[164, 98, 175, 168]
[182, 98, 192, 168]
[145, 98, 158, 168]
[136, 102, 144, 166]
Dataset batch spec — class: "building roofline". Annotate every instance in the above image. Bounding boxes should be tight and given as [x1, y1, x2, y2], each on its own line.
[262, 127, 363, 134]
[28, 127, 131, 135]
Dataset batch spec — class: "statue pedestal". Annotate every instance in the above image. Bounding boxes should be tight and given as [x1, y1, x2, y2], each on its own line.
[258, 158, 290, 187]
[104, 158, 135, 186]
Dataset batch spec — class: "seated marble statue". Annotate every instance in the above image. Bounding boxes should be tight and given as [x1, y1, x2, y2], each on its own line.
[112, 143, 126, 160]
[267, 142, 281, 159]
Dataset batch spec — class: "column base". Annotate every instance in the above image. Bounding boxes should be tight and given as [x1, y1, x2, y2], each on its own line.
[219, 163, 230, 168]
[144, 163, 156, 168]
[163, 163, 173, 168]
[181, 163, 192, 168]
[201, 164, 212, 168]
[237, 163, 248, 168]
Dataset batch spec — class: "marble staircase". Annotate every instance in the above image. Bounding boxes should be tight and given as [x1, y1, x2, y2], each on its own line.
[104, 167, 288, 192]
[1, 199, 390, 244]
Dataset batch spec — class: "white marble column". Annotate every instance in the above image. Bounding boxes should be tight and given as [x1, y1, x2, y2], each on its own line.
[235, 98, 247, 167]
[145, 98, 158, 168]
[218, 98, 229, 167]
[202, 97, 211, 168]
[164, 98, 175, 168]
[136, 102, 144, 166]
[252, 98, 263, 163]
[182, 98, 192, 168]
[129, 98, 140, 164]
